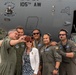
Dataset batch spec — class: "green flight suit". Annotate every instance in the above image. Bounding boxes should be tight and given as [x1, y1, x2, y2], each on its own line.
[33, 37, 43, 53]
[33, 37, 43, 75]
[58, 40, 76, 75]
[0, 47, 1, 63]
[14, 43, 25, 75]
[71, 36, 76, 43]
[0, 29, 7, 40]
[0, 36, 16, 75]
[40, 45, 62, 75]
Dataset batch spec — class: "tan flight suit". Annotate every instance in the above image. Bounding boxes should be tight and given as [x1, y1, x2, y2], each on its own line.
[40, 45, 62, 75]
[58, 40, 76, 75]
[0, 36, 16, 75]
[14, 43, 25, 75]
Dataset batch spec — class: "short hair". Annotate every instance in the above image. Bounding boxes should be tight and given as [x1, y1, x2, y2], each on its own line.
[16, 26, 24, 31]
[59, 29, 68, 34]
[43, 33, 52, 41]
[8, 29, 17, 35]
[59, 29, 68, 37]
[32, 28, 41, 36]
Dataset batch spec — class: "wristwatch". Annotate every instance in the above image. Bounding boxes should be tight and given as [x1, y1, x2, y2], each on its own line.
[55, 67, 59, 71]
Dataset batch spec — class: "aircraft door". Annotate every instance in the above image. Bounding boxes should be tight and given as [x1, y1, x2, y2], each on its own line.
[71, 10, 76, 33]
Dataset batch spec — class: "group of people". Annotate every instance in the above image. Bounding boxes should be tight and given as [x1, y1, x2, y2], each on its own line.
[0, 26, 76, 75]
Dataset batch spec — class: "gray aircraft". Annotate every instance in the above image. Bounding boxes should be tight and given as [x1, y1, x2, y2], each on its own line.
[0, 0, 76, 41]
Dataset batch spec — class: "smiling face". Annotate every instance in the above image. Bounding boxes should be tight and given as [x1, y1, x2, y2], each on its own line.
[32, 29, 41, 40]
[25, 36, 33, 48]
[26, 41, 33, 48]
[59, 31, 67, 41]
[17, 29, 24, 38]
[9, 31, 19, 40]
[43, 34, 51, 45]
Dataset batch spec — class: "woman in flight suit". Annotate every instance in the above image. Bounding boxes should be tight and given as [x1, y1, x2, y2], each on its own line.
[40, 33, 62, 75]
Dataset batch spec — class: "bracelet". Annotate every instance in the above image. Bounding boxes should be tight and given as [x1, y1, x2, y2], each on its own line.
[55, 68, 59, 71]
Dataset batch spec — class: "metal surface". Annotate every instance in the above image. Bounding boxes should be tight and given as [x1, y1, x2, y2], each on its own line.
[0, 0, 76, 41]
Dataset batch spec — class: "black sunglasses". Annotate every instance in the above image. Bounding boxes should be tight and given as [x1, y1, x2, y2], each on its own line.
[59, 34, 66, 36]
[33, 32, 39, 35]
[26, 41, 32, 43]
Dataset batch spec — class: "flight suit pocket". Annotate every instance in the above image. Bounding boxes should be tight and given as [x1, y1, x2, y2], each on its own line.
[46, 53, 55, 64]
[71, 57, 76, 65]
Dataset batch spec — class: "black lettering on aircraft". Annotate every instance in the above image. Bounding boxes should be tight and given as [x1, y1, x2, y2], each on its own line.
[20, 2, 31, 7]
[34, 2, 41, 7]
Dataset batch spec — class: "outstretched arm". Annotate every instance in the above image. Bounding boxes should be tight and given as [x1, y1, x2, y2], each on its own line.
[0, 40, 3, 47]
[10, 36, 26, 46]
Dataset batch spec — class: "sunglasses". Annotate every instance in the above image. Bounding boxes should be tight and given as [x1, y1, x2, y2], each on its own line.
[26, 41, 32, 43]
[33, 32, 39, 35]
[59, 34, 66, 36]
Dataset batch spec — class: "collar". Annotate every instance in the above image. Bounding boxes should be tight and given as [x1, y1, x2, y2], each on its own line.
[35, 37, 42, 44]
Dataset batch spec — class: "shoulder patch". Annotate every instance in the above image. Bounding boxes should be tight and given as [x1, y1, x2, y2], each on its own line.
[74, 44, 76, 46]
[41, 50, 44, 53]
[21, 44, 25, 48]
[15, 45, 19, 48]
[55, 47, 59, 50]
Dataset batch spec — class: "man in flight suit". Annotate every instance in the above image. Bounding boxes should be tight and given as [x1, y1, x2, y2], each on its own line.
[0, 29, 25, 75]
[58, 29, 76, 75]
[32, 29, 58, 75]
[32, 29, 57, 53]
[32, 29, 43, 53]
[15, 26, 25, 75]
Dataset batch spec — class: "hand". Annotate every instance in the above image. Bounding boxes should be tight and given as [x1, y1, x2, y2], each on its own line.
[66, 53, 74, 58]
[37, 70, 41, 75]
[53, 69, 58, 75]
[33, 74, 37, 75]
[18, 35, 26, 42]
[50, 41, 57, 46]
